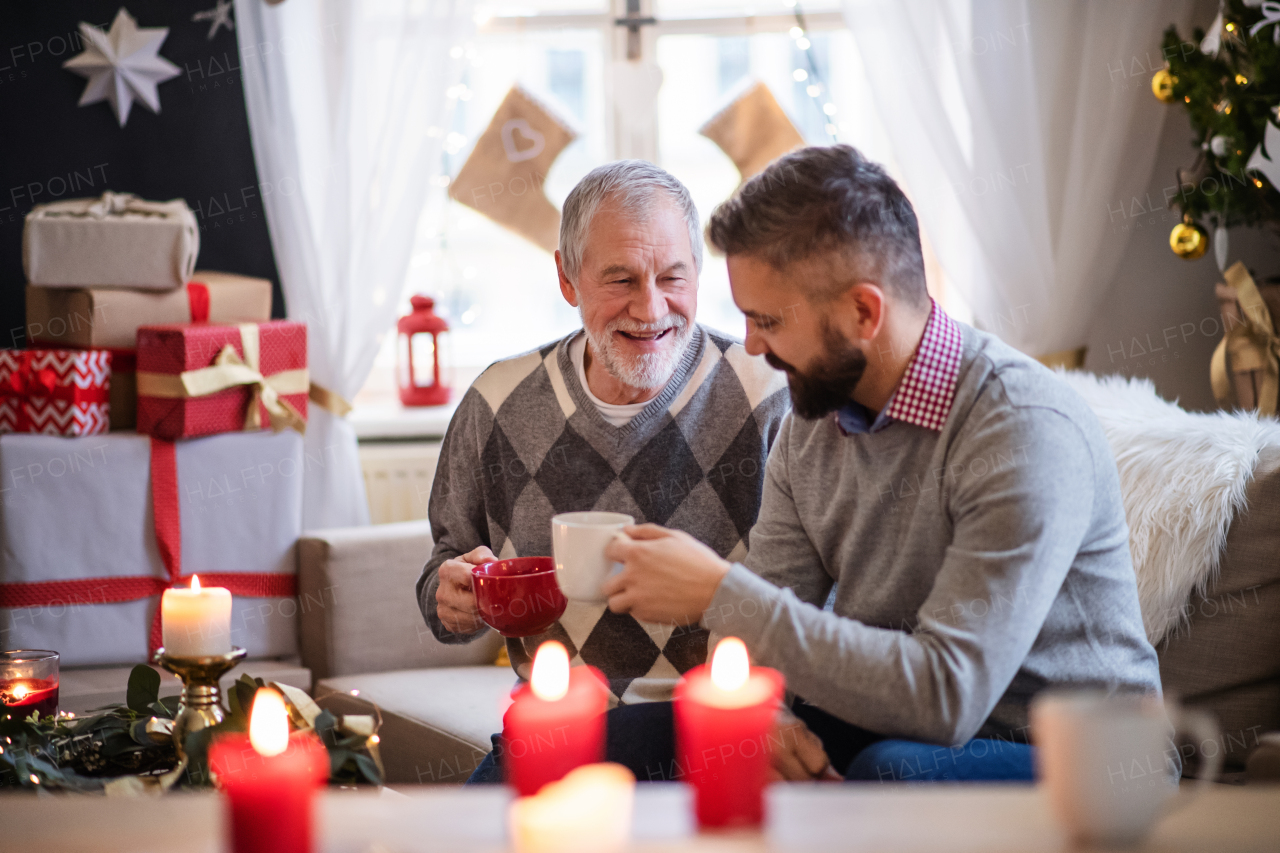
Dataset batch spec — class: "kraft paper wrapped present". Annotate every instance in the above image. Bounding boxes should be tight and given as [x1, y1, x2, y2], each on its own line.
[0, 348, 110, 436]
[1213, 261, 1280, 416]
[136, 320, 308, 440]
[0, 431, 303, 666]
[26, 271, 273, 430]
[23, 191, 199, 289]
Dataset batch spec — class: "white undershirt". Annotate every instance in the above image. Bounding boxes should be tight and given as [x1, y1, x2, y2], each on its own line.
[570, 333, 651, 427]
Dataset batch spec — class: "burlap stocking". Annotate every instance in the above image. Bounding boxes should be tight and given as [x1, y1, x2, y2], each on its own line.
[449, 85, 577, 252]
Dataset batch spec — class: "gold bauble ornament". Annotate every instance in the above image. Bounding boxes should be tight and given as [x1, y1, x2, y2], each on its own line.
[1170, 215, 1209, 260]
[1152, 67, 1177, 103]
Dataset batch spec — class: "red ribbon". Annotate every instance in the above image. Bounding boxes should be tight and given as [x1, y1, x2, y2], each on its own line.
[108, 347, 137, 373]
[1, 354, 60, 398]
[186, 281, 211, 324]
[0, 438, 297, 656]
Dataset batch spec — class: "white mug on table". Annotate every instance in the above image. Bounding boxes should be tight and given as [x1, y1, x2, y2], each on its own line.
[551, 512, 634, 602]
[1031, 689, 1221, 847]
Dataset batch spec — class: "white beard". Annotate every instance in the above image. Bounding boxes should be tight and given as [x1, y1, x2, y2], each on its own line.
[583, 313, 693, 391]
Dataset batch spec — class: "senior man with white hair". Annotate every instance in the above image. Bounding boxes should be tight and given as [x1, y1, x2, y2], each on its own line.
[416, 160, 790, 783]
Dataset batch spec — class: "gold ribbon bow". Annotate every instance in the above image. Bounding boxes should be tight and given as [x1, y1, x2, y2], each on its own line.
[137, 323, 309, 433]
[1211, 261, 1280, 416]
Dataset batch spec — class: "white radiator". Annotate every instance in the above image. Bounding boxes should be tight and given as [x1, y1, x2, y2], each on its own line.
[358, 441, 442, 525]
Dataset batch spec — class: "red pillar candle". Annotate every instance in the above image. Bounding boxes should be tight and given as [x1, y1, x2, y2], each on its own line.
[209, 689, 328, 853]
[502, 641, 610, 796]
[674, 637, 785, 830]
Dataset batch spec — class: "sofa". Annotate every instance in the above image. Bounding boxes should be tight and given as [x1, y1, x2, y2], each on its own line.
[295, 383, 1280, 785]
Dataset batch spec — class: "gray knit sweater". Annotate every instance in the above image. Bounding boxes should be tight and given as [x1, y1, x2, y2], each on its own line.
[708, 323, 1162, 745]
[418, 326, 790, 703]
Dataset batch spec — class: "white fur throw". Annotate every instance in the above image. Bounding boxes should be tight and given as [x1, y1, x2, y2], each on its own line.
[1056, 370, 1280, 644]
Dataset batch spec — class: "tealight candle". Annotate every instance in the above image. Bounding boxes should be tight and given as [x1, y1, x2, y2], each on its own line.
[0, 650, 60, 721]
[502, 641, 609, 796]
[208, 688, 328, 853]
[161, 575, 232, 657]
[674, 637, 785, 829]
[508, 763, 635, 853]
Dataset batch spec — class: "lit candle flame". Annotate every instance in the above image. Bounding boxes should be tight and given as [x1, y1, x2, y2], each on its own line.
[710, 637, 750, 692]
[531, 641, 570, 702]
[12, 683, 28, 701]
[249, 688, 289, 757]
[191, 574, 202, 591]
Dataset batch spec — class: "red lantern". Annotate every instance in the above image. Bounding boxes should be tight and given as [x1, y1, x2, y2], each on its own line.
[397, 295, 452, 407]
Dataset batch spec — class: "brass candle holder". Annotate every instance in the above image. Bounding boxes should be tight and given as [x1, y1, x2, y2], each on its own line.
[153, 646, 247, 760]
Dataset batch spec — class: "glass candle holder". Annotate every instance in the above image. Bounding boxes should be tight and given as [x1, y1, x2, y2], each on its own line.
[0, 650, 59, 721]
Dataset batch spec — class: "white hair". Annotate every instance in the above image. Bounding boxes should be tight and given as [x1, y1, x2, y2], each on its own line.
[558, 160, 703, 282]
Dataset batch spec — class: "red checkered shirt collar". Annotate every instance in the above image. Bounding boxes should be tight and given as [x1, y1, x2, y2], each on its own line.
[880, 299, 963, 432]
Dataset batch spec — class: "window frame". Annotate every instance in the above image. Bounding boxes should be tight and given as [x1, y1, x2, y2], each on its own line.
[479, 1, 846, 162]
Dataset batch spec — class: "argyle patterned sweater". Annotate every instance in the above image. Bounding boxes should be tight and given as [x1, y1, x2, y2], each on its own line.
[417, 326, 790, 704]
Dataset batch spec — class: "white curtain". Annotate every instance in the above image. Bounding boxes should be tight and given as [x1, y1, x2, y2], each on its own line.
[234, 0, 474, 529]
[843, 0, 1198, 355]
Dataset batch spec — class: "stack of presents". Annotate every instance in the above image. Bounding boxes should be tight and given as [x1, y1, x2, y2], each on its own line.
[0, 192, 311, 676]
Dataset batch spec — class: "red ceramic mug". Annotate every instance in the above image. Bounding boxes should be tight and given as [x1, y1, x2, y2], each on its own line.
[471, 557, 568, 637]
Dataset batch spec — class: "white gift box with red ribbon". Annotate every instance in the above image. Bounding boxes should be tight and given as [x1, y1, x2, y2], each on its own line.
[0, 431, 303, 666]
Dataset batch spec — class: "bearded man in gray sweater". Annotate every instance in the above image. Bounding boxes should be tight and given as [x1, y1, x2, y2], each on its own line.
[417, 160, 789, 782]
[603, 145, 1162, 782]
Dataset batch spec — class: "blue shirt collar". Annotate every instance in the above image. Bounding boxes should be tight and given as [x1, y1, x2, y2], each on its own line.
[835, 400, 893, 435]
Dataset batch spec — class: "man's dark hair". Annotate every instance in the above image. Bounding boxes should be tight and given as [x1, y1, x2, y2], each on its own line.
[708, 144, 928, 307]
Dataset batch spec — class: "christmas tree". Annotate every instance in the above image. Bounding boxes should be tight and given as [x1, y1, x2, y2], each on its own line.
[1157, 0, 1280, 259]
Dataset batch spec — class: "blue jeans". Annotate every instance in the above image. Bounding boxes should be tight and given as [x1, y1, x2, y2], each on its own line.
[792, 699, 1035, 782]
[466, 697, 1035, 785]
[845, 737, 1034, 781]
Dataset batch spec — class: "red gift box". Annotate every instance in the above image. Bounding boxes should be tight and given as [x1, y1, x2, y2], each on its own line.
[0, 349, 110, 436]
[135, 321, 308, 440]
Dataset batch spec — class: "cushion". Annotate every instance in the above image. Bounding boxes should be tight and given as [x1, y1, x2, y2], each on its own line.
[1058, 369, 1280, 643]
[297, 519, 505, 680]
[315, 666, 516, 785]
[1158, 447, 1280, 774]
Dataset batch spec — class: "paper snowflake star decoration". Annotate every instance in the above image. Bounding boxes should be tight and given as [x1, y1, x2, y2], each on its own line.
[63, 7, 181, 127]
[193, 1, 235, 41]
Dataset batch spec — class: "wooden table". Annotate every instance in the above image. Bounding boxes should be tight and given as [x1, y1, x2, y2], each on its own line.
[3, 783, 1278, 852]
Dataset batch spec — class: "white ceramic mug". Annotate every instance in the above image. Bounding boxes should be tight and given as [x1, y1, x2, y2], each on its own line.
[550, 512, 634, 602]
[1031, 690, 1221, 847]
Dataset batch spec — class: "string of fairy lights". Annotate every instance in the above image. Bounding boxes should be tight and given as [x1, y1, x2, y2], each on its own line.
[785, 0, 840, 142]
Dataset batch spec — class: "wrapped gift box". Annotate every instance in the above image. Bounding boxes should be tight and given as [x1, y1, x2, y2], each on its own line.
[23, 192, 199, 289]
[1215, 272, 1280, 412]
[137, 320, 308, 440]
[0, 349, 110, 436]
[0, 431, 303, 666]
[26, 272, 274, 430]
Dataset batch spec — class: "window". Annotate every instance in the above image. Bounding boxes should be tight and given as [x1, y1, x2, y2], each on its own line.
[355, 0, 967, 408]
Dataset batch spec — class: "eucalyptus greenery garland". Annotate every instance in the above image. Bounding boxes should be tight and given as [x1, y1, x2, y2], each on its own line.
[0, 666, 382, 792]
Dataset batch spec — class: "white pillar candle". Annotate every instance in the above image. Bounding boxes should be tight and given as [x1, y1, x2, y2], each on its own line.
[161, 575, 232, 656]
[508, 763, 635, 853]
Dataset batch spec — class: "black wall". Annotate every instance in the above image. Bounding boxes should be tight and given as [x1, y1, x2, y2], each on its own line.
[0, 1, 282, 348]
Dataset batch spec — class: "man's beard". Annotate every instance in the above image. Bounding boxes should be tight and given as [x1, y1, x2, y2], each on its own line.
[765, 321, 867, 420]
[583, 311, 693, 391]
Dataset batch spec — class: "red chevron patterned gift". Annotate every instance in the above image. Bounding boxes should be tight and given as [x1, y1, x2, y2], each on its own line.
[0, 349, 110, 436]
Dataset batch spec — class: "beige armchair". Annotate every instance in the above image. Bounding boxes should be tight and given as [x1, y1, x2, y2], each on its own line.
[296, 520, 514, 784]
